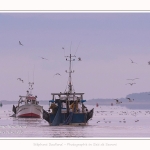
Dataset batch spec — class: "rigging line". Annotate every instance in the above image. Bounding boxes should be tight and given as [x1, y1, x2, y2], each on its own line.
[74, 41, 81, 56]
[64, 71, 69, 92]
[70, 54, 75, 92]
[71, 78, 75, 92]
[64, 78, 69, 92]
[71, 61, 75, 91]
[71, 59, 74, 72]
[64, 77, 68, 92]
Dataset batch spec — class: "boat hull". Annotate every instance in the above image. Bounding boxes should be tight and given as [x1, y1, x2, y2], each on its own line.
[16, 104, 43, 118]
[43, 99, 94, 126]
[49, 113, 87, 125]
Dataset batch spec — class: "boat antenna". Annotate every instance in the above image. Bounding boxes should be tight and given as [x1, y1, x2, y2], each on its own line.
[70, 41, 72, 54]
[64, 43, 82, 93]
[33, 65, 35, 83]
[27, 65, 35, 95]
[65, 51, 75, 93]
[28, 82, 34, 95]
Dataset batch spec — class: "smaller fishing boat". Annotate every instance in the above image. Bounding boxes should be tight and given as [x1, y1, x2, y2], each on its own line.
[12, 82, 43, 118]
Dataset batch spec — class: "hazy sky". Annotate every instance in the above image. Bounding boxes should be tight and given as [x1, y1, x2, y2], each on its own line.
[1, 12, 150, 101]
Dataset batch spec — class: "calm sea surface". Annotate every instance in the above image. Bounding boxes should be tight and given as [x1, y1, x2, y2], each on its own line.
[0, 104, 150, 138]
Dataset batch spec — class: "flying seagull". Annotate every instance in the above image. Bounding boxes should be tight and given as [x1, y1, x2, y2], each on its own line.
[40, 57, 48, 60]
[17, 78, 23, 83]
[62, 47, 66, 57]
[78, 57, 81, 61]
[126, 83, 136, 86]
[19, 41, 23, 46]
[129, 58, 137, 64]
[54, 73, 61, 76]
[127, 79, 134, 81]
[127, 78, 139, 81]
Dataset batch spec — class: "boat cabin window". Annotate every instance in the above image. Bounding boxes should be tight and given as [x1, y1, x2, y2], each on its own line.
[27, 100, 36, 104]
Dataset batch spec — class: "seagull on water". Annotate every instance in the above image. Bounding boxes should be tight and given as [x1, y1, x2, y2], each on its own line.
[126, 98, 134, 102]
[54, 73, 61, 76]
[114, 99, 122, 104]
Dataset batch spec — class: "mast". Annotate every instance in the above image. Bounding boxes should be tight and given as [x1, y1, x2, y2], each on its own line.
[28, 82, 34, 95]
[65, 54, 75, 93]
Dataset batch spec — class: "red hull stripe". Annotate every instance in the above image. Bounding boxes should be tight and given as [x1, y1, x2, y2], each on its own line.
[18, 113, 40, 118]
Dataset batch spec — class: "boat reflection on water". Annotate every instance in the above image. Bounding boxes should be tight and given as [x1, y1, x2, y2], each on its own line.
[12, 117, 43, 126]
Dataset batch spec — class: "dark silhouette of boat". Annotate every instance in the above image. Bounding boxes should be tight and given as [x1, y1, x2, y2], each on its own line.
[43, 52, 94, 126]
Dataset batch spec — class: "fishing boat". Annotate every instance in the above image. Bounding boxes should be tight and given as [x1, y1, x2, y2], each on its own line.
[43, 53, 94, 126]
[12, 82, 43, 118]
[0, 102, 2, 107]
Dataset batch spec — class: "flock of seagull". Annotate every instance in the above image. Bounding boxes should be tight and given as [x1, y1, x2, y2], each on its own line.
[18, 40, 150, 100]
[17, 41, 82, 83]
[93, 106, 150, 127]
[112, 57, 150, 105]
[19, 41, 48, 61]
[18, 40, 150, 97]
[126, 59, 140, 86]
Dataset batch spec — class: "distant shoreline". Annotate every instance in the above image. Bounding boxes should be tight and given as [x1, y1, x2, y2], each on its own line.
[1, 101, 150, 110]
[1, 92, 150, 109]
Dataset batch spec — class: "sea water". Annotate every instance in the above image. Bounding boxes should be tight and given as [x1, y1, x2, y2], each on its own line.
[0, 104, 150, 138]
